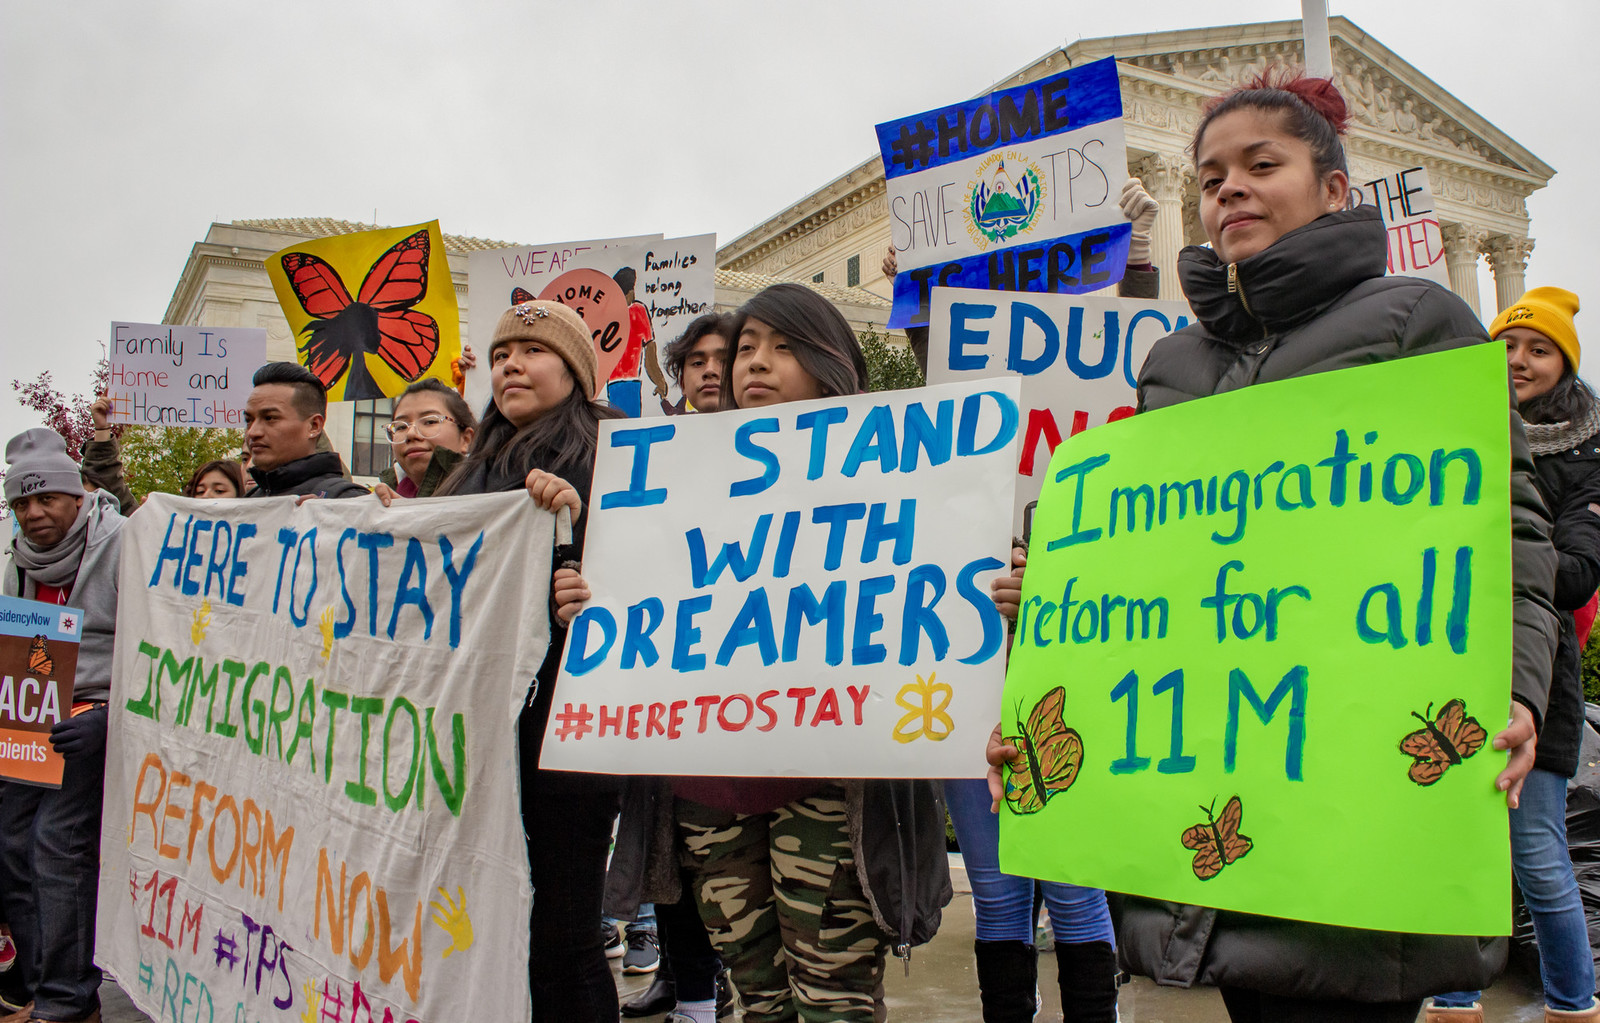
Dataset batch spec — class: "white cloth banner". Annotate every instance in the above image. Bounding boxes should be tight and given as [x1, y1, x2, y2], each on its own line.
[108, 322, 266, 428]
[1350, 165, 1451, 288]
[539, 379, 1020, 778]
[926, 287, 1194, 535]
[97, 491, 552, 1023]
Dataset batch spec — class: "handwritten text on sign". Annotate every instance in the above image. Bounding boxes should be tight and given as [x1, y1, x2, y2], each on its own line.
[540, 379, 1021, 778]
[108, 323, 267, 428]
[927, 287, 1193, 534]
[1000, 344, 1513, 935]
[98, 491, 553, 1023]
[876, 57, 1131, 328]
[1350, 165, 1450, 288]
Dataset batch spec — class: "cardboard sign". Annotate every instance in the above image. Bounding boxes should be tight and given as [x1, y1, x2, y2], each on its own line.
[1350, 166, 1451, 288]
[877, 57, 1131, 329]
[98, 491, 555, 1021]
[266, 220, 463, 402]
[539, 379, 1022, 778]
[1000, 343, 1513, 935]
[927, 287, 1194, 535]
[107, 323, 267, 428]
[0, 594, 82, 787]
[640, 234, 718, 417]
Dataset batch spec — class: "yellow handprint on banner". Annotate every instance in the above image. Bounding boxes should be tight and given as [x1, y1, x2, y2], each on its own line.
[430, 886, 474, 959]
[191, 599, 211, 645]
[892, 672, 955, 743]
[319, 606, 337, 662]
[299, 979, 319, 1023]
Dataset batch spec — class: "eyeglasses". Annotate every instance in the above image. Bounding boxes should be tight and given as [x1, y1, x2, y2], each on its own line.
[385, 414, 457, 441]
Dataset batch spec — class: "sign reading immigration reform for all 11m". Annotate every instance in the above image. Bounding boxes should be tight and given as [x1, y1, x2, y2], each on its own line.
[108, 323, 267, 428]
[877, 56, 1131, 329]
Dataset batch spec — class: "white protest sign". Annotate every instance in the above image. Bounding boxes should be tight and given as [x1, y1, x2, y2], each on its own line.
[1350, 165, 1451, 288]
[876, 56, 1132, 328]
[927, 287, 1193, 536]
[639, 234, 717, 417]
[466, 235, 660, 410]
[108, 323, 267, 428]
[539, 378, 1020, 778]
[99, 491, 553, 1023]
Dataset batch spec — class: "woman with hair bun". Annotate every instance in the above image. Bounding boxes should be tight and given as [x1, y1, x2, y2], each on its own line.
[989, 68, 1560, 1022]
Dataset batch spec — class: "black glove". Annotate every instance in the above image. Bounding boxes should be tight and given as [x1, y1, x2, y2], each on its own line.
[50, 704, 107, 761]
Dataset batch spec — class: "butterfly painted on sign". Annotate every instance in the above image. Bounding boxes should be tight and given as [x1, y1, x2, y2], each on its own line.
[279, 229, 441, 401]
[1181, 796, 1252, 880]
[1398, 699, 1487, 786]
[1002, 686, 1084, 814]
[27, 636, 53, 678]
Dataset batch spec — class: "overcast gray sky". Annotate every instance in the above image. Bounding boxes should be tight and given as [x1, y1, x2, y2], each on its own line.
[2, 0, 1595, 449]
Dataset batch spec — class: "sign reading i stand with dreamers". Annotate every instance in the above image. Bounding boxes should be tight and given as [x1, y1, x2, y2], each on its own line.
[0, 594, 82, 788]
[999, 343, 1513, 935]
[926, 286, 1194, 535]
[540, 378, 1021, 778]
[108, 323, 267, 428]
[876, 56, 1132, 329]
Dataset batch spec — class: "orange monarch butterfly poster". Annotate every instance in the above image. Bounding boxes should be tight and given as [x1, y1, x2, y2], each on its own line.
[1001, 343, 1514, 935]
[0, 594, 82, 787]
[266, 220, 462, 401]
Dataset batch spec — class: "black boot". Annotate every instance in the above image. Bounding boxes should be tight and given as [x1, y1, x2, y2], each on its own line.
[1054, 940, 1118, 1023]
[973, 940, 1038, 1023]
[621, 971, 675, 1017]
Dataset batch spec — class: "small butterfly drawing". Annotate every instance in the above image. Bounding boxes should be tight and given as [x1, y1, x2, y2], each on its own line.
[1181, 796, 1252, 880]
[1398, 699, 1487, 786]
[27, 635, 53, 678]
[280, 229, 440, 400]
[1002, 686, 1084, 815]
[511, 286, 535, 304]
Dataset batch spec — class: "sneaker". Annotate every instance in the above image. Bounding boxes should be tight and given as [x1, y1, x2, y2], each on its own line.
[603, 921, 626, 960]
[716, 967, 736, 1019]
[622, 930, 660, 974]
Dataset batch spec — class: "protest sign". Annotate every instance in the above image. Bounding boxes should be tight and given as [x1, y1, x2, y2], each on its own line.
[98, 491, 553, 1022]
[108, 323, 267, 428]
[0, 594, 82, 787]
[539, 378, 1021, 778]
[1350, 165, 1451, 288]
[876, 56, 1131, 329]
[639, 234, 717, 417]
[927, 286, 1193, 535]
[266, 221, 463, 402]
[999, 343, 1512, 934]
[465, 235, 659, 410]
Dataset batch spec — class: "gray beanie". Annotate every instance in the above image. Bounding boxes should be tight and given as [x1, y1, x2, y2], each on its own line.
[4, 428, 87, 504]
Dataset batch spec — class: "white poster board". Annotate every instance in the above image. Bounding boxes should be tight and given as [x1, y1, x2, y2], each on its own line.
[1350, 165, 1451, 288]
[539, 378, 1020, 778]
[108, 323, 267, 428]
[99, 491, 552, 1023]
[927, 287, 1193, 536]
[639, 234, 717, 417]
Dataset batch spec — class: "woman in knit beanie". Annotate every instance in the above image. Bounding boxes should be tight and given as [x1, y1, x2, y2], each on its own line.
[1432, 287, 1600, 1022]
[435, 299, 626, 1022]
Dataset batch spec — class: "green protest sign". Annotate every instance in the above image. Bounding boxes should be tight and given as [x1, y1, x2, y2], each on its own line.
[999, 342, 1513, 935]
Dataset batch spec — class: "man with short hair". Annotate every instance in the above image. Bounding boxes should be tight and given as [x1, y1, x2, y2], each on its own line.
[242, 363, 366, 498]
[0, 428, 125, 1023]
[661, 312, 731, 415]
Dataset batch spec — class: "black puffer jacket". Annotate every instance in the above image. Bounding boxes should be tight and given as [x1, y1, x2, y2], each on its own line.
[247, 451, 368, 499]
[1120, 205, 1559, 1002]
[1531, 429, 1600, 777]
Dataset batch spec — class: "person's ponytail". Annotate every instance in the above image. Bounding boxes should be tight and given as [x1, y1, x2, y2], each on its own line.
[1191, 66, 1350, 179]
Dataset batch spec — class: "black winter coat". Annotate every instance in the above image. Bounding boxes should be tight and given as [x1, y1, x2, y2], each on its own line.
[1118, 205, 1559, 1003]
[1531, 429, 1600, 777]
[247, 451, 368, 499]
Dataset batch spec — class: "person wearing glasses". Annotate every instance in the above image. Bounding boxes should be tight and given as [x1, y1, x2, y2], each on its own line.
[375, 378, 479, 499]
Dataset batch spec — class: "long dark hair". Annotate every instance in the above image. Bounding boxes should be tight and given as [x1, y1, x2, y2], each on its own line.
[436, 386, 623, 495]
[720, 283, 866, 409]
[394, 377, 477, 434]
[1192, 68, 1350, 179]
[1521, 370, 1598, 426]
[183, 460, 246, 497]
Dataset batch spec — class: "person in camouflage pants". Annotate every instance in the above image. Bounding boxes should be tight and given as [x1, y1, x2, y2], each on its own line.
[677, 785, 888, 1023]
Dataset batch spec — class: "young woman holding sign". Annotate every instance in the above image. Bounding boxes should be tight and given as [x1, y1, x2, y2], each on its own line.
[990, 70, 1559, 1023]
[1431, 290, 1600, 1022]
[433, 300, 626, 1023]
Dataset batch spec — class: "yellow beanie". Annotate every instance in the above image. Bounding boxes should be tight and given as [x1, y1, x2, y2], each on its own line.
[1490, 286, 1581, 371]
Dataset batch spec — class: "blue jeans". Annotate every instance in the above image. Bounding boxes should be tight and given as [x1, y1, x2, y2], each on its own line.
[0, 746, 106, 1020]
[606, 902, 658, 935]
[945, 778, 1115, 944]
[1435, 768, 1596, 1012]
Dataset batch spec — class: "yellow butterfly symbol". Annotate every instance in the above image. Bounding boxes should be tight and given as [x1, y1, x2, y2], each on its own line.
[892, 672, 955, 744]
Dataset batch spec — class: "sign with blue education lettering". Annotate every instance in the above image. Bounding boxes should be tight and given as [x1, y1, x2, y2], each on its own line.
[540, 379, 1022, 777]
[927, 286, 1194, 535]
[877, 56, 1131, 329]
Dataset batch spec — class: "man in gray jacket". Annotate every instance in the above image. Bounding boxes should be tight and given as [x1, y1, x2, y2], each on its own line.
[1, 428, 124, 1023]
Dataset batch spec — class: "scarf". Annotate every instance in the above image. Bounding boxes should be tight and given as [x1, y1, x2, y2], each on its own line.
[1525, 401, 1600, 456]
[9, 495, 93, 590]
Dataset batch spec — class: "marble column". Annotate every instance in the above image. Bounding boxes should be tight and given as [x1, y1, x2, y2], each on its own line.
[1440, 223, 1488, 319]
[1138, 152, 1191, 301]
[1484, 235, 1536, 312]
